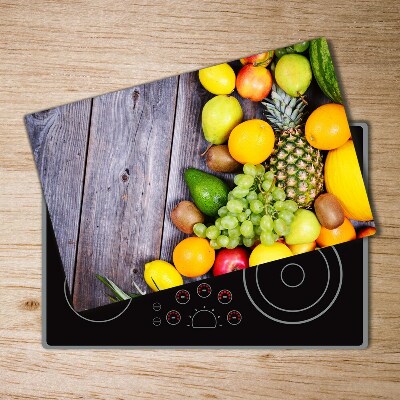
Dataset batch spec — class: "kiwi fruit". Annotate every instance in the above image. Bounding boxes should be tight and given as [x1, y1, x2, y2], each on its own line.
[314, 193, 345, 229]
[170, 201, 205, 234]
[205, 145, 242, 173]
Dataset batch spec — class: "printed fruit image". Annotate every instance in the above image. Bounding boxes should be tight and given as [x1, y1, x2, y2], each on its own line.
[213, 247, 249, 276]
[293, 41, 310, 53]
[357, 226, 377, 239]
[309, 37, 343, 104]
[275, 42, 309, 58]
[198, 63, 236, 95]
[184, 168, 229, 217]
[144, 260, 183, 291]
[173, 237, 215, 278]
[228, 119, 275, 164]
[305, 104, 351, 150]
[249, 242, 293, 266]
[314, 193, 345, 229]
[193, 163, 301, 250]
[274, 54, 312, 97]
[236, 64, 273, 102]
[316, 217, 356, 247]
[205, 144, 242, 173]
[288, 241, 316, 255]
[284, 209, 321, 245]
[240, 51, 274, 67]
[170, 201, 204, 234]
[202, 95, 243, 144]
[325, 140, 373, 221]
[262, 83, 324, 207]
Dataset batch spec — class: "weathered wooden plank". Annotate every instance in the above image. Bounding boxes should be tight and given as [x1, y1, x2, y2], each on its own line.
[73, 78, 179, 311]
[159, 72, 214, 283]
[24, 100, 92, 290]
[160, 70, 263, 283]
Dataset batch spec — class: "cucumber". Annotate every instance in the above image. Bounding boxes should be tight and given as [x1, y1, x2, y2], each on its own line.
[309, 38, 343, 104]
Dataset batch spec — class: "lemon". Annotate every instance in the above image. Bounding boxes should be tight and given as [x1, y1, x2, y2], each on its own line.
[199, 63, 236, 95]
[144, 260, 183, 291]
[249, 242, 293, 267]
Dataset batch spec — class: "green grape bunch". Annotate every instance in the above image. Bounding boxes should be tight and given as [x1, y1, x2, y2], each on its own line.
[193, 163, 298, 250]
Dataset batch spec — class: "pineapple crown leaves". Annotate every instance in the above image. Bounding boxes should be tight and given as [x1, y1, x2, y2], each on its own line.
[261, 83, 307, 132]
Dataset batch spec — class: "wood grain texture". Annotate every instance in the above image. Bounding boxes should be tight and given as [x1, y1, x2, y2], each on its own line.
[73, 79, 178, 311]
[0, 0, 399, 399]
[24, 101, 91, 289]
[160, 72, 214, 281]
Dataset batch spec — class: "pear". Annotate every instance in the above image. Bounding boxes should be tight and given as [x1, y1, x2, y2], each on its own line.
[202, 95, 243, 145]
[285, 209, 321, 245]
[275, 54, 312, 97]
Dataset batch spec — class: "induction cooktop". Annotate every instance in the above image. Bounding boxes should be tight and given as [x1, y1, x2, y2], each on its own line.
[43, 123, 369, 348]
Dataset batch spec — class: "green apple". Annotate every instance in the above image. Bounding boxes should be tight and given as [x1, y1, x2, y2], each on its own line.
[285, 209, 321, 245]
[202, 95, 243, 145]
[275, 54, 312, 97]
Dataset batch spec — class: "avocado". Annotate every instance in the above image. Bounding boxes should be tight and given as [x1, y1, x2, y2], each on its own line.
[184, 168, 229, 217]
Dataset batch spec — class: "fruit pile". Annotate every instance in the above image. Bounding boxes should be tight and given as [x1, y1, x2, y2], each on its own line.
[193, 163, 301, 249]
[97, 38, 375, 300]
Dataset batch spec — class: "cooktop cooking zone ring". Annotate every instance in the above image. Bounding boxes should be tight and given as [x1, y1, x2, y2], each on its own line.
[243, 246, 343, 324]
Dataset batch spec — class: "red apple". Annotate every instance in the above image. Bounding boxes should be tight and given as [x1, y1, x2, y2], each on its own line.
[357, 226, 376, 239]
[240, 51, 274, 67]
[213, 247, 249, 276]
[236, 65, 273, 102]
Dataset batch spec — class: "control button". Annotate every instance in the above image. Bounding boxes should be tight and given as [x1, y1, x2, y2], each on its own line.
[191, 309, 217, 328]
[218, 289, 232, 304]
[197, 283, 212, 298]
[175, 289, 190, 304]
[153, 317, 161, 326]
[153, 302, 161, 311]
[227, 310, 242, 325]
[166, 310, 181, 325]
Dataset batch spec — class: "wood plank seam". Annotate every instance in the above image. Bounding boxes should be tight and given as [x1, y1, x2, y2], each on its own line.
[70, 98, 94, 300]
[158, 74, 181, 258]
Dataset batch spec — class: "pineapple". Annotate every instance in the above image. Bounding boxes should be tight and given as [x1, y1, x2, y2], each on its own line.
[261, 84, 324, 208]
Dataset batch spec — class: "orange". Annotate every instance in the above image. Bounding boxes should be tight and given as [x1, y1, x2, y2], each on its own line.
[305, 104, 351, 150]
[316, 217, 356, 247]
[357, 226, 376, 239]
[173, 237, 215, 278]
[228, 119, 275, 164]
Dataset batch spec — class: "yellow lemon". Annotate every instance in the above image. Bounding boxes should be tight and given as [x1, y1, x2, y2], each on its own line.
[228, 119, 275, 164]
[249, 242, 293, 267]
[199, 63, 236, 95]
[144, 260, 183, 291]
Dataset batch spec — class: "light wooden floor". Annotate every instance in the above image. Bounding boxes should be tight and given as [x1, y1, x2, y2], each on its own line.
[0, 1, 399, 399]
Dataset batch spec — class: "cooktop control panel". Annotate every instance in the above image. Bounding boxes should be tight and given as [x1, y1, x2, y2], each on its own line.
[152, 283, 242, 328]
